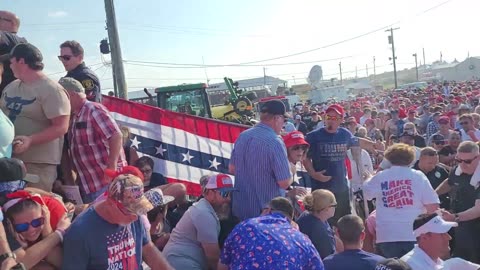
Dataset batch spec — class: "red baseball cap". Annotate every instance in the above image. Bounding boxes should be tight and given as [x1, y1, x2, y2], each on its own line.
[283, 131, 309, 148]
[326, 104, 344, 116]
[438, 116, 450, 123]
[204, 174, 237, 192]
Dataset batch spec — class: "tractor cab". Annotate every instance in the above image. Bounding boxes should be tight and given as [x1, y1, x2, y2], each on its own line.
[155, 83, 212, 118]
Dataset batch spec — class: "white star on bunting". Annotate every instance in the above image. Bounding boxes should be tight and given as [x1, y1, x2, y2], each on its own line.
[130, 136, 141, 149]
[181, 151, 194, 163]
[209, 157, 221, 170]
[155, 145, 167, 156]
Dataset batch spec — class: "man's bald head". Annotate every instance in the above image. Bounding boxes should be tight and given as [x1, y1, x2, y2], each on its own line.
[0, 11, 20, 33]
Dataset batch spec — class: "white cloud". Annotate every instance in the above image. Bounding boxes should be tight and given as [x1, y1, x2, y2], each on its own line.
[48, 11, 68, 18]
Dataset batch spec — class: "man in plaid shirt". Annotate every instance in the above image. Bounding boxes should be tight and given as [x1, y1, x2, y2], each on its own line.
[426, 112, 441, 144]
[59, 77, 126, 203]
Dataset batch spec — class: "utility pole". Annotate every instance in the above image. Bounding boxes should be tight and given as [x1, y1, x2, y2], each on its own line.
[292, 76, 296, 85]
[386, 27, 399, 89]
[422, 48, 426, 67]
[104, 0, 128, 99]
[355, 66, 358, 78]
[263, 67, 266, 85]
[373, 56, 376, 85]
[412, 53, 419, 81]
[339, 62, 343, 85]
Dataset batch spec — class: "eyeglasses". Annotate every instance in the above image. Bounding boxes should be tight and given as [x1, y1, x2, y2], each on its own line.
[455, 156, 478, 164]
[58, 55, 73, 61]
[14, 217, 45, 233]
[325, 115, 341, 121]
[291, 145, 308, 151]
[460, 122, 469, 126]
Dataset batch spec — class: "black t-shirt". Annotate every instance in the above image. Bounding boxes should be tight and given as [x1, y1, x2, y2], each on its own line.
[412, 161, 450, 209]
[144, 172, 167, 191]
[0, 31, 27, 93]
[307, 120, 321, 132]
[447, 167, 480, 213]
[301, 113, 312, 126]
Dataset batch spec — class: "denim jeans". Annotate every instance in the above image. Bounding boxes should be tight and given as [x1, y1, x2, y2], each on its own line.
[377, 241, 416, 258]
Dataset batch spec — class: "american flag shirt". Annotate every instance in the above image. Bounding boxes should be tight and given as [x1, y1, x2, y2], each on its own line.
[62, 208, 148, 270]
[68, 100, 126, 194]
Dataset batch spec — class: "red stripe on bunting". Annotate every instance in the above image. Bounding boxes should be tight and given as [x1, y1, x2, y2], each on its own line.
[166, 177, 202, 197]
[102, 95, 247, 143]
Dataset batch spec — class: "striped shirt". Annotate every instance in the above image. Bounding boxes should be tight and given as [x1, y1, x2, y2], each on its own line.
[230, 123, 291, 221]
[68, 101, 126, 194]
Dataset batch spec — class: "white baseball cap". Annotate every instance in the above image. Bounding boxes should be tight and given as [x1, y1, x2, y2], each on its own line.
[413, 215, 457, 237]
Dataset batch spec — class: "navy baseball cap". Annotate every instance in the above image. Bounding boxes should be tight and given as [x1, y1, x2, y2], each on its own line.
[260, 100, 289, 117]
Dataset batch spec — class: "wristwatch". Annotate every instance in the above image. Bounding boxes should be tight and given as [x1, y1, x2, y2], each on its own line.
[0, 252, 16, 263]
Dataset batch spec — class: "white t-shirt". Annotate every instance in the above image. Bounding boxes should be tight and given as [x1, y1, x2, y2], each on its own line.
[363, 166, 440, 243]
[347, 149, 374, 192]
[401, 245, 443, 270]
[0, 110, 14, 158]
[460, 129, 480, 142]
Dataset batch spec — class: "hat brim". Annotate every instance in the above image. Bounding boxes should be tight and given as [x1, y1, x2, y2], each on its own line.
[162, 195, 175, 205]
[24, 173, 40, 183]
[217, 187, 238, 192]
[128, 196, 154, 215]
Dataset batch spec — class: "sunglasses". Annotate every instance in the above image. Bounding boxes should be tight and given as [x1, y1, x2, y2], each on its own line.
[14, 217, 45, 233]
[291, 145, 308, 151]
[58, 55, 73, 61]
[218, 190, 231, 198]
[325, 115, 341, 121]
[460, 122, 469, 126]
[455, 156, 478, 164]
[433, 141, 445, 145]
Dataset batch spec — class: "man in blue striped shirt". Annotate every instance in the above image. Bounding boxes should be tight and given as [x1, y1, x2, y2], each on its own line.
[229, 99, 293, 221]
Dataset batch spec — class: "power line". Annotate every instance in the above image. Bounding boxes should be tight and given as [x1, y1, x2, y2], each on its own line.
[46, 62, 105, 76]
[122, 56, 355, 69]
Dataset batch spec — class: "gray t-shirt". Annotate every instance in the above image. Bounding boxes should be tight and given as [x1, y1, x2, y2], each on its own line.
[162, 198, 220, 270]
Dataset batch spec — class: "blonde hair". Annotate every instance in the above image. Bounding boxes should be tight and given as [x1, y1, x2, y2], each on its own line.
[303, 189, 336, 213]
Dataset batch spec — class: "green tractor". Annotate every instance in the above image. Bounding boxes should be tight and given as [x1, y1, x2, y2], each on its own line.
[154, 77, 257, 125]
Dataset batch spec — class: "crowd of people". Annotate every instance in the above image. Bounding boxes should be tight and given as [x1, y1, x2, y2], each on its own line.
[2, 8, 480, 270]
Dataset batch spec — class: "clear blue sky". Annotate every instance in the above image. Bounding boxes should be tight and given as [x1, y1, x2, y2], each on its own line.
[3, 0, 477, 92]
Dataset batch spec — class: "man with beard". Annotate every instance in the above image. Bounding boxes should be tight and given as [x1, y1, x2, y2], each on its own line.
[304, 104, 376, 225]
[163, 174, 235, 270]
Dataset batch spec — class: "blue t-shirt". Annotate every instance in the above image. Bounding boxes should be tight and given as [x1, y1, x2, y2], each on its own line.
[297, 211, 336, 259]
[62, 208, 148, 270]
[220, 213, 324, 270]
[323, 249, 385, 270]
[306, 127, 358, 192]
